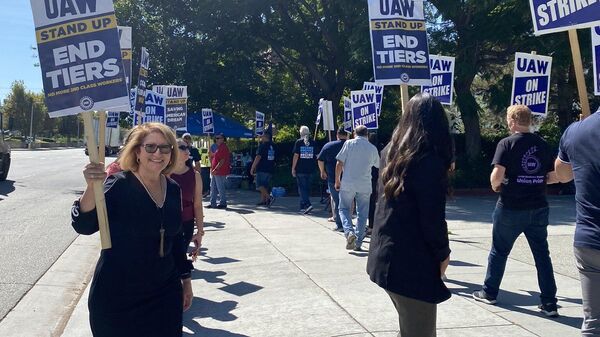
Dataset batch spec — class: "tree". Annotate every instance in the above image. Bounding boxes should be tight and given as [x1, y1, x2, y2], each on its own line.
[2, 81, 47, 137]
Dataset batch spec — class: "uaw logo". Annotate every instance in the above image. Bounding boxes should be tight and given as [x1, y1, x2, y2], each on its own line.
[521, 146, 541, 175]
[400, 73, 410, 83]
[80, 96, 95, 111]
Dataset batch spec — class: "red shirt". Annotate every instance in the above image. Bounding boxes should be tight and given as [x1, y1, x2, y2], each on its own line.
[211, 143, 231, 176]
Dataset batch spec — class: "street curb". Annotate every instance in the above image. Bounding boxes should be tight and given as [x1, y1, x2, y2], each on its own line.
[0, 234, 99, 337]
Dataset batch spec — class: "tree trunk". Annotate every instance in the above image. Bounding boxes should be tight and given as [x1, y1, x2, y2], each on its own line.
[455, 79, 482, 162]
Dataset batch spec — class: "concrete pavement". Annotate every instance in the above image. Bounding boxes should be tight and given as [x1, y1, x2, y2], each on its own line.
[4, 190, 584, 336]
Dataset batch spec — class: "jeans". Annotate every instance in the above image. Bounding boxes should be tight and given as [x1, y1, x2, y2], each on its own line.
[483, 206, 557, 304]
[339, 189, 371, 246]
[296, 173, 312, 209]
[327, 181, 342, 229]
[574, 246, 600, 336]
[209, 175, 227, 207]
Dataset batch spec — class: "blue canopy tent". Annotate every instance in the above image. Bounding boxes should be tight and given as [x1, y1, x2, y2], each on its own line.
[185, 111, 254, 138]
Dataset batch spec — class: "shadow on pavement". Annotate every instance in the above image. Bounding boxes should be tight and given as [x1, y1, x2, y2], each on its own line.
[0, 180, 16, 200]
[446, 278, 583, 329]
[183, 297, 249, 336]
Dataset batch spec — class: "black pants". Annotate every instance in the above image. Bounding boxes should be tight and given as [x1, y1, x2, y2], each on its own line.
[182, 220, 195, 253]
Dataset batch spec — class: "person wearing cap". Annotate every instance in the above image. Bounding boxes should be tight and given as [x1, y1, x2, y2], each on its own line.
[250, 131, 276, 207]
[182, 133, 201, 173]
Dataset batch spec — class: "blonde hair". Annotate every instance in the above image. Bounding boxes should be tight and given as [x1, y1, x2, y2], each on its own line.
[507, 105, 532, 127]
[119, 123, 178, 174]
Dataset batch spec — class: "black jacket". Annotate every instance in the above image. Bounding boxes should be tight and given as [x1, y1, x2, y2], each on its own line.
[367, 149, 451, 304]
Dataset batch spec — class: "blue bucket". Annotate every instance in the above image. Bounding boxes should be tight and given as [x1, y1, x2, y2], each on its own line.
[271, 187, 286, 197]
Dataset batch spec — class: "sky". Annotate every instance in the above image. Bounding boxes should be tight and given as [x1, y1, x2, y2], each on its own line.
[0, 0, 44, 103]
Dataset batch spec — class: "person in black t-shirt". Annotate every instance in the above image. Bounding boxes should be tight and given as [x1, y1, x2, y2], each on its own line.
[182, 133, 201, 172]
[473, 105, 560, 317]
[250, 131, 276, 207]
[291, 125, 317, 214]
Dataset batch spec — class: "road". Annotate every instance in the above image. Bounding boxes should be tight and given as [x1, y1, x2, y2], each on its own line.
[0, 148, 113, 322]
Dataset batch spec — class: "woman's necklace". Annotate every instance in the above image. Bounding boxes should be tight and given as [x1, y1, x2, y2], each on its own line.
[136, 172, 167, 257]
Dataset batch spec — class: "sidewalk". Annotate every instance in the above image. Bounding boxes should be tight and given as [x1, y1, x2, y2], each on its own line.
[49, 191, 588, 336]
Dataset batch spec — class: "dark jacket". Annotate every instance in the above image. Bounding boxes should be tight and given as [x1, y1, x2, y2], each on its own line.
[367, 148, 451, 304]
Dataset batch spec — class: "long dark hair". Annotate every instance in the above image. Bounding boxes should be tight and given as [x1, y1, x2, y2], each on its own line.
[381, 93, 453, 199]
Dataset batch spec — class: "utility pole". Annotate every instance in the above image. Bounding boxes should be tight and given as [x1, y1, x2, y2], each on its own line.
[28, 99, 35, 149]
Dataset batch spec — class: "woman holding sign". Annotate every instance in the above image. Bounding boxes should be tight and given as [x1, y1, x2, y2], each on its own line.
[367, 93, 452, 337]
[71, 123, 193, 336]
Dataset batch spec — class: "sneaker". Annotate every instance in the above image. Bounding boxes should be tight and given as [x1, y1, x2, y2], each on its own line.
[353, 245, 363, 252]
[346, 233, 357, 250]
[539, 303, 559, 317]
[205, 204, 216, 209]
[216, 204, 227, 209]
[267, 196, 275, 208]
[472, 290, 497, 305]
[299, 208, 306, 214]
[332, 226, 344, 232]
[303, 205, 314, 214]
[256, 201, 267, 206]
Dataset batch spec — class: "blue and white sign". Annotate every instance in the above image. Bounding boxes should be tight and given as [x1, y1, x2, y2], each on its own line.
[593, 26, 600, 96]
[255, 111, 265, 136]
[134, 47, 150, 120]
[142, 90, 166, 124]
[202, 108, 214, 134]
[30, 0, 130, 118]
[367, 0, 431, 85]
[529, 0, 600, 36]
[153, 85, 188, 130]
[343, 97, 353, 133]
[421, 55, 455, 105]
[315, 98, 324, 125]
[106, 112, 119, 128]
[362, 82, 384, 115]
[351, 90, 378, 130]
[511, 52, 553, 116]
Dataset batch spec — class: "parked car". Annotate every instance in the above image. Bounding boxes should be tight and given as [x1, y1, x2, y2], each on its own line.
[0, 131, 10, 181]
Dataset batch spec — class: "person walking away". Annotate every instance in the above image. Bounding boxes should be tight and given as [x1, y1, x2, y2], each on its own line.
[367, 93, 453, 337]
[207, 133, 230, 209]
[251, 131, 276, 207]
[472, 104, 559, 317]
[555, 107, 600, 335]
[291, 126, 317, 214]
[72, 123, 193, 336]
[335, 125, 379, 251]
[318, 127, 348, 231]
[169, 138, 205, 261]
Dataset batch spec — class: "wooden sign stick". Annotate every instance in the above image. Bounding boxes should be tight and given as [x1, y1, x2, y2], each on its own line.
[568, 29, 591, 119]
[400, 84, 410, 115]
[83, 111, 112, 249]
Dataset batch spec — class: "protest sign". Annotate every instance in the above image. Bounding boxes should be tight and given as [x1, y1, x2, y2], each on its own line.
[315, 99, 324, 125]
[142, 90, 166, 124]
[255, 111, 265, 136]
[351, 90, 378, 130]
[202, 108, 214, 134]
[421, 55, 455, 105]
[343, 97, 353, 133]
[322, 100, 335, 131]
[133, 47, 149, 123]
[593, 26, 600, 96]
[367, 0, 431, 85]
[153, 85, 188, 130]
[118, 26, 132, 90]
[106, 112, 119, 128]
[30, 0, 130, 118]
[511, 52, 552, 116]
[362, 82, 384, 115]
[529, 0, 600, 35]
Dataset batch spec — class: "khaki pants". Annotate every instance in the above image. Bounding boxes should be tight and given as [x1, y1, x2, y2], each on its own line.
[575, 246, 600, 336]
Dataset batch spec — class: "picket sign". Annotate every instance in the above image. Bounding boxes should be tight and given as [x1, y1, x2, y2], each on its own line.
[83, 111, 112, 249]
[568, 30, 591, 118]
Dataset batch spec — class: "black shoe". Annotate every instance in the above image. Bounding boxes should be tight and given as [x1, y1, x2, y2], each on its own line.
[205, 204, 215, 209]
[472, 290, 497, 305]
[216, 204, 227, 209]
[539, 303, 559, 317]
[332, 226, 344, 232]
[353, 245, 363, 252]
[303, 205, 314, 214]
[256, 201, 267, 206]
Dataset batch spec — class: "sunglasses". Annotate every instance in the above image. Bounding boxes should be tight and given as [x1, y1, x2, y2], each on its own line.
[215, 137, 223, 140]
[178, 145, 191, 151]
[141, 143, 173, 154]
